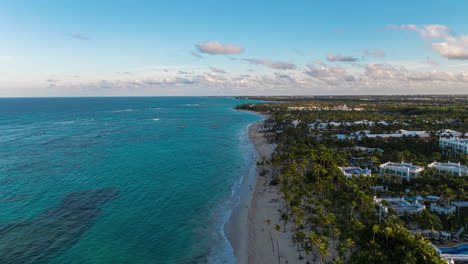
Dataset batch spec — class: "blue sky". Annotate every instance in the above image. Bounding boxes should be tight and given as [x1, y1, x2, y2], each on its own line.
[1, 0, 468, 96]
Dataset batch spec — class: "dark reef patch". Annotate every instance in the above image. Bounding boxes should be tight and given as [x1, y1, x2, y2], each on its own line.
[0, 187, 119, 264]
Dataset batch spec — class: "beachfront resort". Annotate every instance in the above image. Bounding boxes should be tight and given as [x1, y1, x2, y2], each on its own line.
[441, 138, 468, 155]
[237, 96, 468, 263]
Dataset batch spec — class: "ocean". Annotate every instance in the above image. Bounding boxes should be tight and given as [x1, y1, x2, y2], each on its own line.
[0, 97, 262, 264]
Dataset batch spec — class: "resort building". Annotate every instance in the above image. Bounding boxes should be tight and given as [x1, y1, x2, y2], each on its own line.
[374, 197, 425, 217]
[379, 162, 424, 180]
[343, 146, 384, 153]
[437, 129, 464, 138]
[336, 129, 433, 141]
[308, 122, 341, 130]
[451, 201, 468, 208]
[428, 162, 468, 176]
[371, 185, 385, 192]
[451, 201, 468, 214]
[439, 137, 468, 155]
[338, 166, 371, 178]
[291, 119, 301, 127]
[332, 104, 365, 111]
[430, 203, 456, 215]
[364, 129, 432, 141]
[287, 105, 364, 111]
[404, 195, 441, 202]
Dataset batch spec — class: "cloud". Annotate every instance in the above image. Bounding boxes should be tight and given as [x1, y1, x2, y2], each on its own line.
[362, 49, 386, 57]
[46, 78, 59, 83]
[326, 53, 359, 62]
[70, 33, 90, 40]
[210, 67, 227, 74]
[243, 58, 296, 70]
[275, 73, 293, 79]
[304, 64, 356, 86]
[419, 25, 452, 40]
[362, 63, 467, 82]
[293, 48, 304, 55]
[314, 60, 328, 67]
[171, 77, 195, 85]
[389, 24, 468, 60]
[388, 24, 451, 40]
[364, 64, 405, 80]
[190, 51, 203, 58]
[431, 35, 468, 60]
[196, 41, 244, 55]
[178, 70, 191, 74]
[425, 57, 440, 66]
[300, 61, 468, 88]
[32, 63, 468, 96]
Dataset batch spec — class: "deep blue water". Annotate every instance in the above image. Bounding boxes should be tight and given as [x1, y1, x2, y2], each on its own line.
[0, 97, 262, 264]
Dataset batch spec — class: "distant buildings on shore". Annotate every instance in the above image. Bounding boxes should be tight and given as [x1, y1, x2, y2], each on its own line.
[341, 160, 467, 179]
[374, 195, 466, 218]
[374, 197, 425, 217]
[379, 162, 424, 181]
[288, 104, 364, 111]
[338, 166, 372, 178]
[430, 203, 456, 215]
[439, 137, 468, 155]
[428, 162, 468, 176]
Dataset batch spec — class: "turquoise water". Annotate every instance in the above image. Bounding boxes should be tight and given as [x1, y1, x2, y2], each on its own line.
[440, 244, 468, 255]
[0, 97, 262, 264]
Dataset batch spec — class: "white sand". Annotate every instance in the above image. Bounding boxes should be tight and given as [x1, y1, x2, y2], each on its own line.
[225, 113, 306, 264]
[246, 120, 306, 264]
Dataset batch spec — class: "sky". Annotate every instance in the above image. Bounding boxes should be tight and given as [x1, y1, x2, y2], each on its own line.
[1, 0, 468, 96]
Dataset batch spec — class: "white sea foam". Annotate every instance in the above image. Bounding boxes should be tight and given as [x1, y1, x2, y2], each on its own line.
[55, 121, 75, 124]
[112, 109, 135, 113]
[209, 120, 260, 264]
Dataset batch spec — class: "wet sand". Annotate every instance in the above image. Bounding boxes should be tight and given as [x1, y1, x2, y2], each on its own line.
[226, 111, 305, 264]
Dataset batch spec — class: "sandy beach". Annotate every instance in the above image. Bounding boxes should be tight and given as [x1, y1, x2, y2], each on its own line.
[226, 113, 306, 264]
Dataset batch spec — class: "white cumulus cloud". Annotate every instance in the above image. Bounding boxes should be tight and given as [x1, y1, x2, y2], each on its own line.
[389, 24, 468, 60]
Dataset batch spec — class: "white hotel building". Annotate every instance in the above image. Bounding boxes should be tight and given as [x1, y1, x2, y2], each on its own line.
[379, 162, 424, 181]
[338, 166, 372, 178]
[439, 137, 468, 155]
[428, 162, 468, 176]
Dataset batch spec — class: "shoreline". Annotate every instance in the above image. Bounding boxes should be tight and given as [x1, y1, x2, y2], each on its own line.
[225, 109, 304, 264]
[224, 110, 267, 264]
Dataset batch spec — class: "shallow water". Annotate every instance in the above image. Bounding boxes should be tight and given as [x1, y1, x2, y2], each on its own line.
[0, 97, 261, 264]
